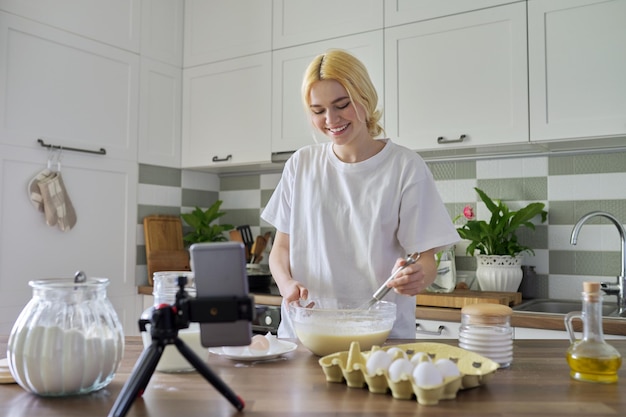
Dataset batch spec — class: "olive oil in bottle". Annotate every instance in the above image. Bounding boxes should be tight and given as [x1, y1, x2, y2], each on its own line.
[565, 282, 622, 383]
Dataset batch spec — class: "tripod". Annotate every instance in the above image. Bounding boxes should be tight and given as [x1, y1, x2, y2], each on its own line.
[108, 278, 252, 417]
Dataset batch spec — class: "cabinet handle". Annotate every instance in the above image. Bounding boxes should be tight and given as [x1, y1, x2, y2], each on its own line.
[437, 134, 466, 144]
[415, 323, 446, 336]
[212, 154, 232, 162]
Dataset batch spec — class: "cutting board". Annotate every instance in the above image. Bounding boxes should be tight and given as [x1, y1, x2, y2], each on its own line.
[416, 289, 522, 309]
[143, 215, 190, 285]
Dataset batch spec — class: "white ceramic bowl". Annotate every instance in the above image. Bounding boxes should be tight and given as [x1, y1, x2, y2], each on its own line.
[289, 298, 396, 356]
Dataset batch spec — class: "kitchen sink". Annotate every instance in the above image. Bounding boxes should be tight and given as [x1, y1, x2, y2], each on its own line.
[513, 299, 617, 316]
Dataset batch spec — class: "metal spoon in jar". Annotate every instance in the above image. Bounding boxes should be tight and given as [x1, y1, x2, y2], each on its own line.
[359, 252, 421, 310]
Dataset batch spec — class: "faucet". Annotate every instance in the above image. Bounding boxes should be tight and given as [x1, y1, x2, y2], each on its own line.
[570, 211, 626, 317]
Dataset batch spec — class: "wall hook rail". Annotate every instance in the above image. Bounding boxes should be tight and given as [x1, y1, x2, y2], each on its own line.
[37, 138, 106, 155]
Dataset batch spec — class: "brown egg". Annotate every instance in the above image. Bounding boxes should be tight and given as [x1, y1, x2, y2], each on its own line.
[248, 334, 270, 354]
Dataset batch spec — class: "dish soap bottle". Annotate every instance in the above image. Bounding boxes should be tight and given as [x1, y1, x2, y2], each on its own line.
[565, 281, 622, 383]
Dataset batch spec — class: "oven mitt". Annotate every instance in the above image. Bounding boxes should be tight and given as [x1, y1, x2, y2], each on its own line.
[28, 168, 54, 212]
[37, 172, 77, 231]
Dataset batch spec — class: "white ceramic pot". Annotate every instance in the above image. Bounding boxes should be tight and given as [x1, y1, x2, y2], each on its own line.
[475, 255, 523, 292]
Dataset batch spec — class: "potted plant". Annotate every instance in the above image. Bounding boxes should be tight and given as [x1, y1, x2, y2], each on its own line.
[455, 188, 547, 292]
[180, 200, 234, 246]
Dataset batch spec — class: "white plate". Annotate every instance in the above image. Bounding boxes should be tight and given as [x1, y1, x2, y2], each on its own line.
[209, 341, 297, 361]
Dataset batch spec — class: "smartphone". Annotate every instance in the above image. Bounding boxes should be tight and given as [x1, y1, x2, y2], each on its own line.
[190, 241, 252, 347]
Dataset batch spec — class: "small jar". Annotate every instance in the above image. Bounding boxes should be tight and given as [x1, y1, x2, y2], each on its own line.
[458, 303, 513, 368]
[141, 271, 208, 373]
[7, 277, 124, 396]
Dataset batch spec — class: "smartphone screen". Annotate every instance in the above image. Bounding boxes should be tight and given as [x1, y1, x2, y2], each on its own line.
[190, 242, 252, 347]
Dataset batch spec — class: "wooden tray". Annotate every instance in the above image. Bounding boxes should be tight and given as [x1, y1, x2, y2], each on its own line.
[416, 289, 522, 309]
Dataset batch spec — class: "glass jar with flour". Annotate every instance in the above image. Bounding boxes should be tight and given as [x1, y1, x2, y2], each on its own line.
[7, 274, 124, 396]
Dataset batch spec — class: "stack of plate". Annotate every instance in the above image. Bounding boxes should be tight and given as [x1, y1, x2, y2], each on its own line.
[459, 326, 513, 368]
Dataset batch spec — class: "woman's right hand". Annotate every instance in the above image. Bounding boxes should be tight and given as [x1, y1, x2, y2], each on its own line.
[278, 279, 309, 304]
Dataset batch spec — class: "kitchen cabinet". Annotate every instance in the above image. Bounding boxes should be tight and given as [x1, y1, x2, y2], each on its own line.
[0, 0, 140, 52]
[140, 0, 184, 67]
[271, 31, 384, 154]
[384, 0, 521, 27]
[181, 53, 272, 168]
[528, 0, 626, 142]
[415, 319, 459, 339]
[384, 2, 529, 152]
[0, 12, 139, 161]
[138, 58, 182, 168]
[272, 0, 383, 49]
[183, 0, 272, 67]
[0, 144, 141, 336]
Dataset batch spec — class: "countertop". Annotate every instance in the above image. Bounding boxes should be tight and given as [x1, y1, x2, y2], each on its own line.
[1, 336, 625, 416]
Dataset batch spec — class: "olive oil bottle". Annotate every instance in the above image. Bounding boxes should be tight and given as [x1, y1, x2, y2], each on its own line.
[565, 282, 622, 383]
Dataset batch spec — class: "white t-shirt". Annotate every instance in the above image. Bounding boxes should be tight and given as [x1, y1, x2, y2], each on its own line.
[261, 139, 460, 338]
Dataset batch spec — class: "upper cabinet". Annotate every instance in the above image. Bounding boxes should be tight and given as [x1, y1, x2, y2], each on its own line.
[384, 2, 528, 152]
[184, 0, 272, 67]
[272, 0, 383, 49]
[271, 31, 384, 154]
[0, 12, 139, 161]
[140, 0, 184, 66]
[528, 0, 626, 142]
[0, 0, 140, 52]
[181, 53, 272, 168]
[384, 0, 520, 27]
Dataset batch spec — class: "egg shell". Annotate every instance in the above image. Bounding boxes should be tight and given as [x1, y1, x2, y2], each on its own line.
[410, 351, 431, 364]
[435, 358, 461, 378]
[248, 334, 270, 355]
[386, 347, 407, 360]
[388, 358, 415, 382]
[366, 350, 393, 375]
[412, 361, 444, 387]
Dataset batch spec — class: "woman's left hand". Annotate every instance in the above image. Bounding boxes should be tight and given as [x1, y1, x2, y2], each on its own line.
[387, 249, 438, 296]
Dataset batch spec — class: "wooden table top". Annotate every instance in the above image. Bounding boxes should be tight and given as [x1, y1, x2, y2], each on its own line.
[1, 336, 625, 416]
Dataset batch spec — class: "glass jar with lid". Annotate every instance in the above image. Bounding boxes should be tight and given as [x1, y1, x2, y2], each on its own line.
[458, 303, 513, 368]
[7, 275, 124, 396]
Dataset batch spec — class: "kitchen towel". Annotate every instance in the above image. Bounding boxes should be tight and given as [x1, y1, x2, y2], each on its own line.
[37, 172, 77, 231]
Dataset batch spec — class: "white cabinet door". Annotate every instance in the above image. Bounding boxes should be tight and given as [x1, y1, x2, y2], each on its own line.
[271, 31, 384, 154]
[273, 0, 383, 49]
[140, 0, 184, 66]
[0, 145, 141, 336]
[184, 0, 272, 67]
[384, 0, 521, 27]
[0, 12, 139, 161]
[384, 2, 528, 152]
[528, 0, 626, 142]
[415, 319, 459, 339]
[138, 58, 182, 168]
[182, 53, 272, 168]
[0, 0, 140, 52]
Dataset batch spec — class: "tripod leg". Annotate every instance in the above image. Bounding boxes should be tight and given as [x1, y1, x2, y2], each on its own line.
[175, 338, 245, 411]
[108, 341, 165, 417]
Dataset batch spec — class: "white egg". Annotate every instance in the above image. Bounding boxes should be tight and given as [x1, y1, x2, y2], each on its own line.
[388, 358, 414, 381]
[385, 347, 407, 359]
[412, 361, 444, 387]
[410, 351, 431, 364]
[435, 358, 461, 378]
[366, 350, 393, 375]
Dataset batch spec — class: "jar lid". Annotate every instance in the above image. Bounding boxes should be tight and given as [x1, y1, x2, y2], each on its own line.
[461, 303, 512, 325]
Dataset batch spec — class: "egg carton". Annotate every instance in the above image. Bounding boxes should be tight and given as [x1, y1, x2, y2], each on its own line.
[318, 341, 499, 405]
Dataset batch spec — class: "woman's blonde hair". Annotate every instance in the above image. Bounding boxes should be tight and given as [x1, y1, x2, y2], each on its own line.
[302, 49, 384, 138]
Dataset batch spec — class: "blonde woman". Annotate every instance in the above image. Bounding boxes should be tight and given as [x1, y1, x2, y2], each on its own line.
[262, 49, 459, 339]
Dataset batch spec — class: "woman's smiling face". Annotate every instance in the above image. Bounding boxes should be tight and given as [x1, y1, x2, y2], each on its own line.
[308, 79, 370, 146]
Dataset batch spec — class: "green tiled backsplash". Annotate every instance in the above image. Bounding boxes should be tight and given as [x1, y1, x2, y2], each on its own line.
[137, 150, 626, 298]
